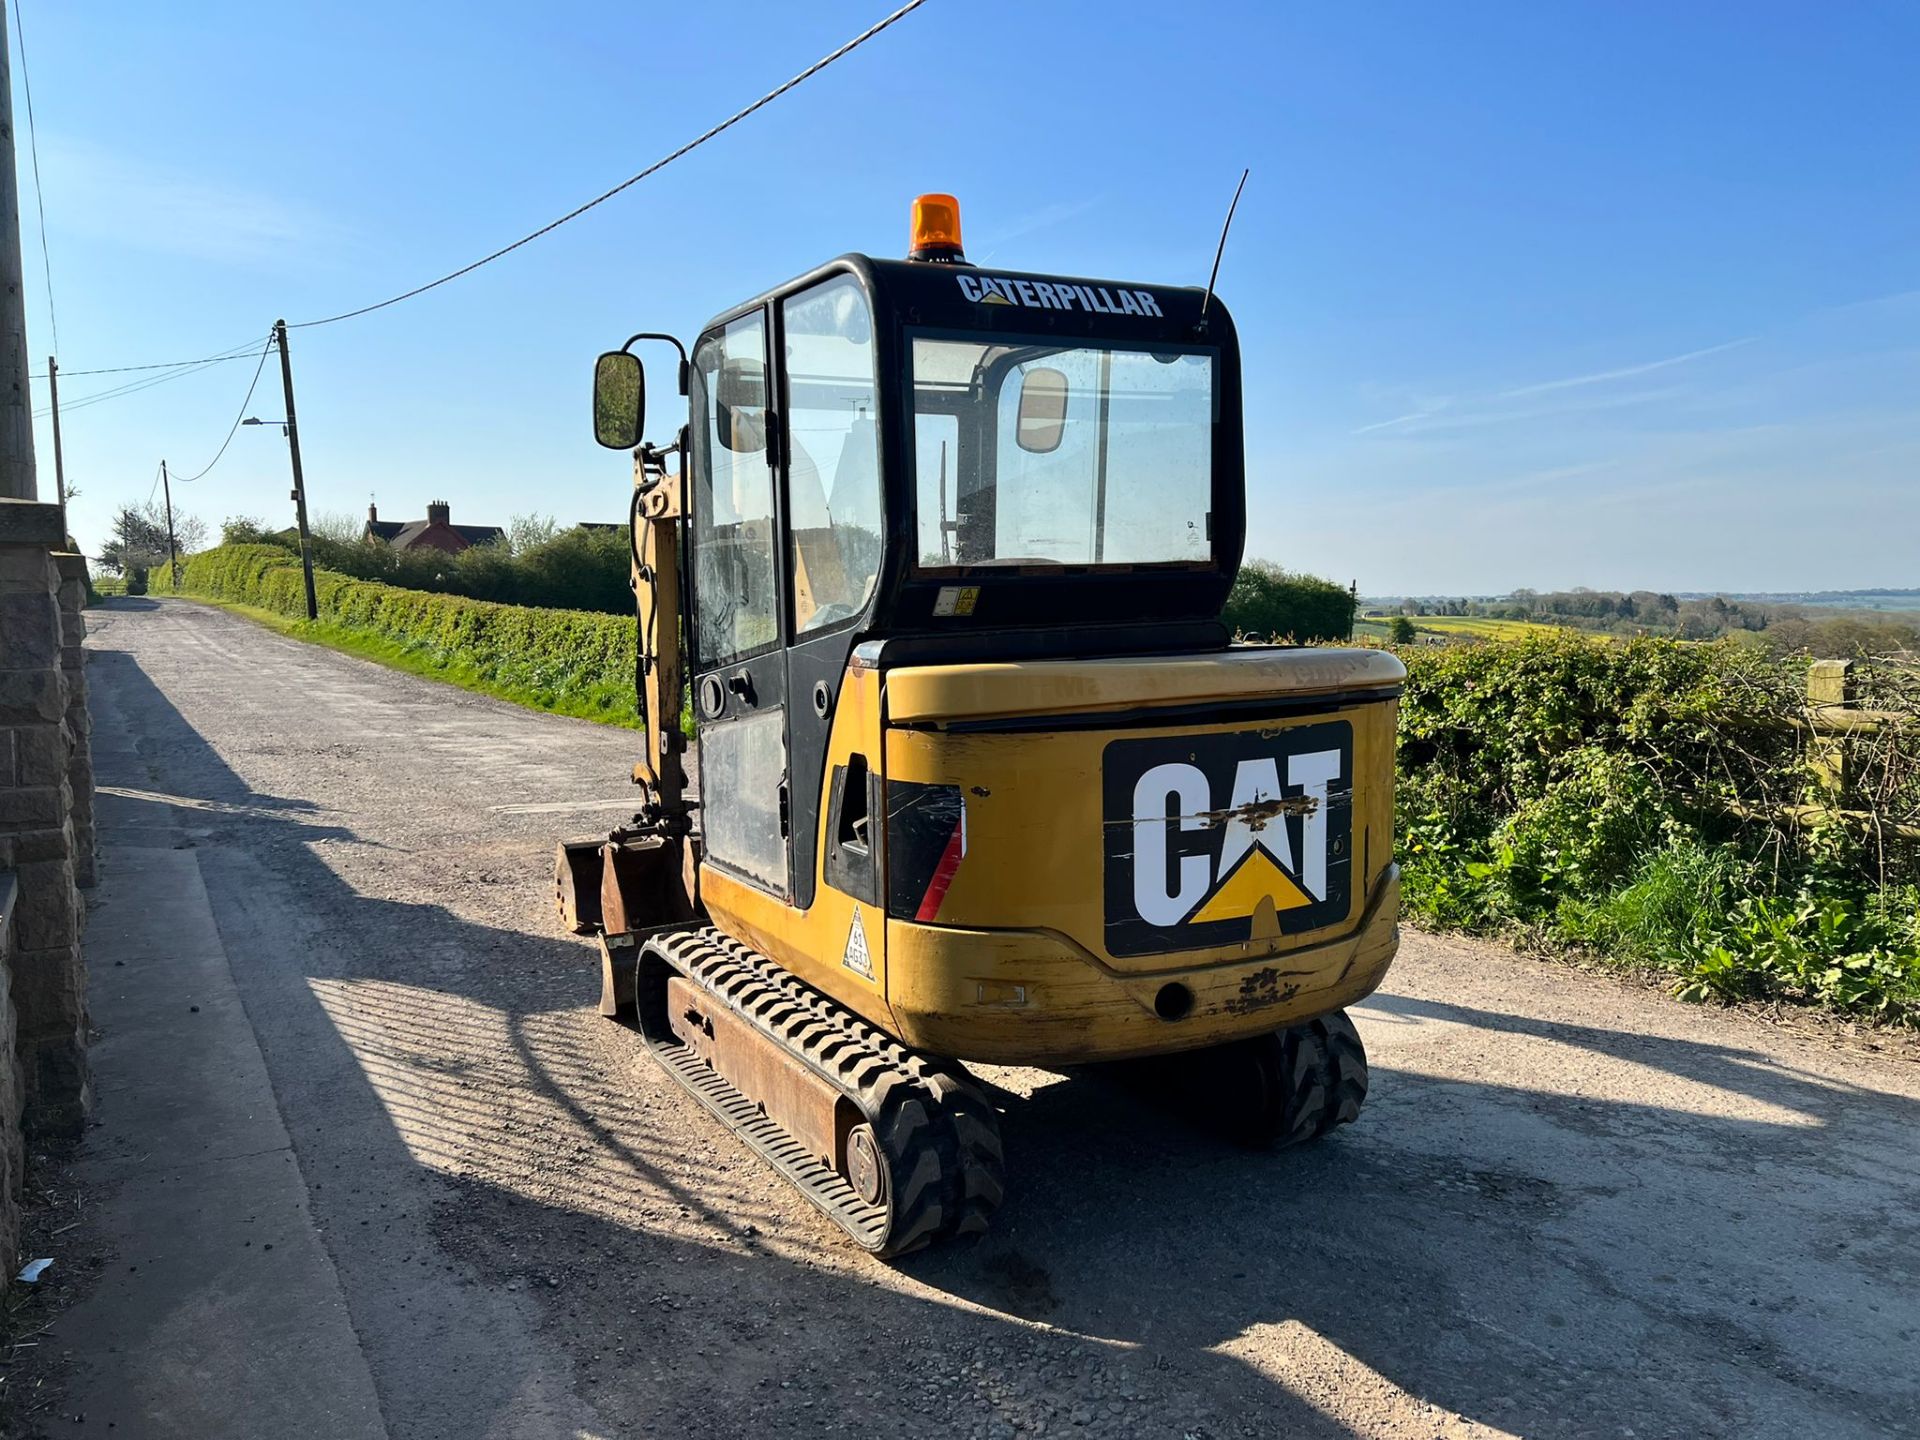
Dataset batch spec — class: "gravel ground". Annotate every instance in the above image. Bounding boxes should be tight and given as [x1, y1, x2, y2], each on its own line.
[74, 597, 1920, 1439]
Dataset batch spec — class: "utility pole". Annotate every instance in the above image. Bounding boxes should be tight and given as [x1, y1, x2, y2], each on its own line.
[272, 319, 318, 620]
[0, 22, 38, 500]
[47, 356, 66, 537]
[160, 459, 179, 589]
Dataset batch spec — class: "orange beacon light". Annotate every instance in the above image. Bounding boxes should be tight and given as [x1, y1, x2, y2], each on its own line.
[909, 193, 965, 263]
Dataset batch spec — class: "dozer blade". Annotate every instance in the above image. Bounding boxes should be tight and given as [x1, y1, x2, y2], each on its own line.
[637, 927, 1005, 1258]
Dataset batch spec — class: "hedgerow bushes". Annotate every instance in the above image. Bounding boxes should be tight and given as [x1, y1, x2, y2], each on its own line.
[1224, 561, 1355, 642]
[220, 519, 633, 614]
[158, 544, 1917, 1023]
[165, 545, 637, 723]
[1394, 631, 1920, 1023]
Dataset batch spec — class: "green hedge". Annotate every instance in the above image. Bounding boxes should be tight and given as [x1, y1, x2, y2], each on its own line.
[1393, 630, 1920, 1023]
[162, 545, 638, 723]
[1224, 561, 1355, 642]
[221, 519, 633, 614]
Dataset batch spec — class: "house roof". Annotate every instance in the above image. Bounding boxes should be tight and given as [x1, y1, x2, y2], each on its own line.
[388, 520, 505, 549]
[364, 517, 506, 551]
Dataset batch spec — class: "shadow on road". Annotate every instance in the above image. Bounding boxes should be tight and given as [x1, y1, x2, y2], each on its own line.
[78, 620, 1920, 1439]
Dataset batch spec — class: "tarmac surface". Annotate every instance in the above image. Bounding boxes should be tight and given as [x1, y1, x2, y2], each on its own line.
[50, 597, 1920, 1438]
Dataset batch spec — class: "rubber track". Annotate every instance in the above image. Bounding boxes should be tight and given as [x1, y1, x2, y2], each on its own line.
[1271, 1011, 1370, 1147]
[639, 927, 1005, 1257]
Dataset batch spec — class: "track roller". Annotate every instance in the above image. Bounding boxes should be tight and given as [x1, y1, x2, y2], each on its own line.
[635, 927, 1004, 1258]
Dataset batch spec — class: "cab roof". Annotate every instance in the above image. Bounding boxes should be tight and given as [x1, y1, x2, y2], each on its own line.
[701, 254, 1236, 353]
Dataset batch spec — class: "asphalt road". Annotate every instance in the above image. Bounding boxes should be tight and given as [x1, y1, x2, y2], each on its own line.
[75, 598, 1920, 1439]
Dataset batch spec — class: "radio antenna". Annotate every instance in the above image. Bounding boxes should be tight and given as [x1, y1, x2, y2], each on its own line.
[1200, 168, 1249, 318]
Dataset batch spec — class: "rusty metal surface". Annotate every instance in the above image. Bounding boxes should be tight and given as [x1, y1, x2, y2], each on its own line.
[665, 974, 848, 1173]
[553, 838, 605, 935]
[598, 932, 637, 1018]
[599, 835, 697, 937]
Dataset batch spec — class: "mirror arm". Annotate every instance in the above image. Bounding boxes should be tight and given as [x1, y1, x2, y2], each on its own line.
[621, 332, 691, 396]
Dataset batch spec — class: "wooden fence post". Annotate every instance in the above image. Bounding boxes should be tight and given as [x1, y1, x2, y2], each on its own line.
[1806, 658, 1854, 801]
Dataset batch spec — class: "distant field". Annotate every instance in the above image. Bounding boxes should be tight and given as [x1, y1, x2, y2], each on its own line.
[1412, 615, 1561, 638]
[1359, 614, 1563, 642]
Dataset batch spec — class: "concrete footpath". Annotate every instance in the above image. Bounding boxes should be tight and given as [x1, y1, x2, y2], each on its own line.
[52, 828, 386, 1436]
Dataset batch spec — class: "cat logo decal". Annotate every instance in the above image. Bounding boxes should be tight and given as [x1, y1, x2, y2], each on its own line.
[1103, 722, 1353, 957]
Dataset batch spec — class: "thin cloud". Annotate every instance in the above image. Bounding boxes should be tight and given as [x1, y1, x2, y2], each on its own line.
[1352, 337, 1754, 436]
[973, 196, 1102, 264]
[1496, 337, 1756, 399]
[1819, 286, 1920, 315]
[44, 135, 355, 267]
[1351, 396, 1453, 436]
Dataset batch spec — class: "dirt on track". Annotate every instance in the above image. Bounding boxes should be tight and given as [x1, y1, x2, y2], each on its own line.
[75, 597, 1920, 1439]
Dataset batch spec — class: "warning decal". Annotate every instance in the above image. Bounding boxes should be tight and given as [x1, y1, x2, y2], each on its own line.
[842, 906, 875, 981]
[932, 585, 980, 618]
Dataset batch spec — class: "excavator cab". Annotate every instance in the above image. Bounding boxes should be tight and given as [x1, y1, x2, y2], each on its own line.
[561, 196, 1404, 1256]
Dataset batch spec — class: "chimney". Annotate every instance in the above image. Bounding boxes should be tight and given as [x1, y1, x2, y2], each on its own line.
[368, 501, 378, 523]
[427, 500, 450, 527]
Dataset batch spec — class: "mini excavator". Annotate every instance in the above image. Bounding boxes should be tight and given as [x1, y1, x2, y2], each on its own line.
[556, 195, 1405, 1256]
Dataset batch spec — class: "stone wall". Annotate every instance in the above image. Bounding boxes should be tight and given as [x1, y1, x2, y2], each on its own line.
[0, 498, 91, 1142]
[55, 555, 95, 888]
[0, 871, 19, 1284]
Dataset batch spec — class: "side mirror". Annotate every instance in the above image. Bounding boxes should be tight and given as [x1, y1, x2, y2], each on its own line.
[1015, 366, 1069, 454]
[593, 351, 644, 450]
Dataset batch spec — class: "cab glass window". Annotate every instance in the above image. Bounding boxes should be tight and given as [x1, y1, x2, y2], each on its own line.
[911, 336, 1214, 570]
[691, 314, 778, 666]
[782, 275, 882, 634]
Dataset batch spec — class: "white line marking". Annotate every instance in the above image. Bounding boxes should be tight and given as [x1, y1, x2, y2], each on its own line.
[487, 798, 639, 817]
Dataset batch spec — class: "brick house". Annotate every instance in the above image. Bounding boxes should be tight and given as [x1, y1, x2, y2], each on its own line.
[363, 501, 505, 555]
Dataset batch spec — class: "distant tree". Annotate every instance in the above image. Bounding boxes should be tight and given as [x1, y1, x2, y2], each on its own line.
[309, 510, 365, 545]
[1389, 615, 1417, 644]
[449, 537, 519, 603]
[1223, 560, 1356, 642]
[507, 512, 559, 555]
[222, 515, 274, 546]
[512, 526, 632, 613]
[99, 501, 207, 575]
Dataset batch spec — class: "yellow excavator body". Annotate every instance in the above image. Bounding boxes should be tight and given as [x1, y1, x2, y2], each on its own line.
[702, 646, 1402, 1065]
[559, 195, 1404, 1256]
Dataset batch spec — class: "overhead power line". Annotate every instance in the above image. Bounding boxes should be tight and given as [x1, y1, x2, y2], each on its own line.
[30, 340, 268, 380]
[289, 0, 932, 330]
[11, 0, 56, 355]
[169, 337, 276, 483]
[33, 338, 270, 419]
[33, 1, 935, 447]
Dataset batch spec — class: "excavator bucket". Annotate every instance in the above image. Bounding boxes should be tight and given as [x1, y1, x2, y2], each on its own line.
[553, 837, 606, 935]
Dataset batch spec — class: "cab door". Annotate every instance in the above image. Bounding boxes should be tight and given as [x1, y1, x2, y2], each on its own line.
[688, 310, 791, 897]
[776, 273, 887, 911]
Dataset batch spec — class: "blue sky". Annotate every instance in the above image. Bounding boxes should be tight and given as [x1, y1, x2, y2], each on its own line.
[17, 1, 1918, 594]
